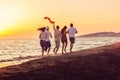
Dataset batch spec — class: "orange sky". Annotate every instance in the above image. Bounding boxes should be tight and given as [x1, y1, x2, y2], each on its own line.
[0, 0, 120, 39]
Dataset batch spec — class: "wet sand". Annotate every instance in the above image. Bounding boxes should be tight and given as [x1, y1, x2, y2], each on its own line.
[0, 43, 120, 80]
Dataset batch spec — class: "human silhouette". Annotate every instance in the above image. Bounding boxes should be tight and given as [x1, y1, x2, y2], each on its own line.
[38, 27, 47, 56]
[67, 23, 77, 53]
[53, 23, 61, 54]
[45, 26, 52, 55]
[61, 26, 67, 54]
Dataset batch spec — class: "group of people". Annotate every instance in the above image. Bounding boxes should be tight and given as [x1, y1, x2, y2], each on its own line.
[39, 23, 77, 56]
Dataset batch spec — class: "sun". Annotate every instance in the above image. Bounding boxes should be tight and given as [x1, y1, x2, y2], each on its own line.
[0, 2, 25, 36]
[0, 27, 6, 34]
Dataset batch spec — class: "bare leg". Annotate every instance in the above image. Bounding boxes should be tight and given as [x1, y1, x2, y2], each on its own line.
[62, 43, 65, 54]
[64, 42, 67, 53]
[70, 43, 73, 53]
[55, 47, 59, 54]
[42, 50, 44, 56]
[41, 45, 44, 56]
[47, 47, 50, 55]
[53, 47, 56, 54]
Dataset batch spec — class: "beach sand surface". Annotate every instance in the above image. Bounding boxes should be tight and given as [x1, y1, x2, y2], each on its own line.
[0, 43, 120, 80]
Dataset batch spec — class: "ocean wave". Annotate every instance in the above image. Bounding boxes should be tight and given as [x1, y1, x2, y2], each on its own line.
[0, 37, 120, 63]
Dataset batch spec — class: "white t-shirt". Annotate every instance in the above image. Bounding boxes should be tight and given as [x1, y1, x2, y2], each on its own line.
[46, 30, 52, 41]
[68, 27, 77, 37]
[39, 32, 47, 40]
[53, 24, 61, 39]
[54, 29, 61, 39]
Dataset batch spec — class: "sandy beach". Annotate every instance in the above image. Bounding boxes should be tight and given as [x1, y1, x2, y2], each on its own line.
[0, 43, 120, 80]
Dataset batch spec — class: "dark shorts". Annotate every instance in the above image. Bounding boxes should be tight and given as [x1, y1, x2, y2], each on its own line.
[40, 40, 47, 51]
[46, 41, 51, 48]
[61, 36, 67, 44]
[69, 37, 75, 44]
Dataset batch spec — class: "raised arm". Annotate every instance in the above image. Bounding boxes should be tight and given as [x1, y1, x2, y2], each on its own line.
[53, 23, 55, 31]
[50, 32, 52, 38]
[39, 33, 41, 39]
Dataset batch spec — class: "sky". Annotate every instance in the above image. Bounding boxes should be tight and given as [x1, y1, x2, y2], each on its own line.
[0, 0, 120, 39]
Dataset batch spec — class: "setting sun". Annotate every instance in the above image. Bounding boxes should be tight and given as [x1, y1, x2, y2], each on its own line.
[0, 1, 120, 79]
[0, 0, 27, 38]
[0, 27, 8, 36]
[0, 0, 120, 39]
[0, 27, 4, 33]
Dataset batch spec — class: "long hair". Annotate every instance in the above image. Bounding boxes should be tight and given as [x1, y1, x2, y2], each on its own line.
[61, 26, 67, 35]
[37, 27, 46, 32]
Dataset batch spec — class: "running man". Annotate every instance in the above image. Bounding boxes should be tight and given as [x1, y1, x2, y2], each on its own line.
[67, 23, 77, 53]
[45, 26, 52, 55]
[53, 23, 61, 54]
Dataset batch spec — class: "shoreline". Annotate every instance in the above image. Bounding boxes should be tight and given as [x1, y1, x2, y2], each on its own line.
[0, 42, 120, 80]
[0, 41, 118, 68]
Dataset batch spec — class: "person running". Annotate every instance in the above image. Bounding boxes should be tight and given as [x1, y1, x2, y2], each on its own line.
[53, 23, 61, 54]
[61, 26, 67, 54]
[67, 23, 77, 53]
[45, 26, 52, 55]
[38, 27, 47, 56]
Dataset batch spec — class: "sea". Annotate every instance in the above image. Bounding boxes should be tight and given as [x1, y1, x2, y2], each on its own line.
[0, 37, 120, 67]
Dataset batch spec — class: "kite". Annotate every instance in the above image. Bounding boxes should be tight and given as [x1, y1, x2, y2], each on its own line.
[44, 17, 55, 24]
